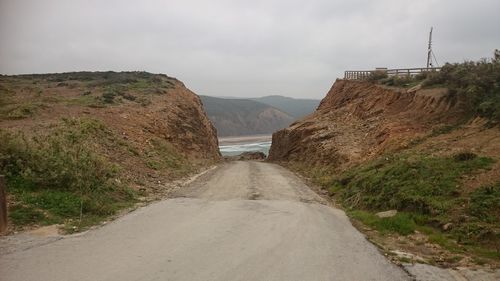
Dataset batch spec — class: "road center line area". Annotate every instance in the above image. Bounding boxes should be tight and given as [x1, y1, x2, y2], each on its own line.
[0, 161, 410, 281]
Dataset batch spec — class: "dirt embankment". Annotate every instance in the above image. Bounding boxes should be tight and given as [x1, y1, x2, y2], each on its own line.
[0, 72, 221, 193]
[268, 79, 469, 169]
[268, 79, 500, 269]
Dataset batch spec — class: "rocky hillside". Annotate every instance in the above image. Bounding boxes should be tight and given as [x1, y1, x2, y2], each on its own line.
[200, 95, 294, 136]
[269, 74, 500, 267]
[0, 71, 220, 232]
[268, 79, 466, 168]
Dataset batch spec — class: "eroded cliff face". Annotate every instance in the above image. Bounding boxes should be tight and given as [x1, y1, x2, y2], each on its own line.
[138, 82, 221, 160]
[268, 79, 465, 170]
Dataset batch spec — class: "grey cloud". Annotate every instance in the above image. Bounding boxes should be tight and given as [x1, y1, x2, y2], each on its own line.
[1, 0, 499, 98]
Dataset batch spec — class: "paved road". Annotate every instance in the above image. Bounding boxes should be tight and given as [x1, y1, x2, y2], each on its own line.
[0, 161, 409, 281]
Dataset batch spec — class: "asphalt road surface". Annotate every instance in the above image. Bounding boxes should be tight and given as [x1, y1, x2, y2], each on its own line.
[0, 161, 409, 281]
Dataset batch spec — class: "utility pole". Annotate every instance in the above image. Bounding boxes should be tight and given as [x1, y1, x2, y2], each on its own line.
[426, 27, 433, 69]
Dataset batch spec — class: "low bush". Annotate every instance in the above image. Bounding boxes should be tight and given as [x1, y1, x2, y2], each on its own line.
[468, 183, 499, 223]
[121, 93, 136, 101]
[422, 50, 500, 123]
[368, 70, 388, 81]
[9, 205, 45, 225]
[0, 118, 135, 230]
[453, 151, 477, 161]
[0, 102, 47, 120]
[349, 210, 417, 235]
[311, 152, 498, 258]
[144, 138, 193, 176]
[379, 75, 419, 87]
[101, 91, 117, 103]
[337, 154, 493, 214]
[370, 50, 500, 123]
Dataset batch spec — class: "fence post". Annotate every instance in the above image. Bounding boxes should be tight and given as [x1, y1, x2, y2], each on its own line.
[0, 175, 7, 233]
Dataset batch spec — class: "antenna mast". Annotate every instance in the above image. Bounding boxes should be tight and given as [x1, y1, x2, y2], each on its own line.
[426, 27, 433, 69]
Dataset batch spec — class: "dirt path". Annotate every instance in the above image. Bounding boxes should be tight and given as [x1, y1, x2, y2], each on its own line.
[0, 161, 409, 281]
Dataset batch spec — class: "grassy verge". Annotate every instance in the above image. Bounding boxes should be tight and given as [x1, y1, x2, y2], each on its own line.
[289, 152, 499, 263]
[0, 118, 137, 232]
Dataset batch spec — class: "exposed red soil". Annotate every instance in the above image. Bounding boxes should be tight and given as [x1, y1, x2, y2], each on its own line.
[269, 79, 473, 170]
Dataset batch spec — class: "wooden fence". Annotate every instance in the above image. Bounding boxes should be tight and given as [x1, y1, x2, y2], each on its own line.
[0, 175, 7, 233]
[344, 67, 441, 80]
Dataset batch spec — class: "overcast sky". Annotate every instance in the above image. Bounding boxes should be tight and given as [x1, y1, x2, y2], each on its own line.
[1, 0, 499, 99]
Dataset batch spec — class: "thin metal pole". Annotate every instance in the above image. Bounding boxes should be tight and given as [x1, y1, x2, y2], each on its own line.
[427, 27, 433, 69]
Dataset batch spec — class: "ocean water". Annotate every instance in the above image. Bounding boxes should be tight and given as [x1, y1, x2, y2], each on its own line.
[219, 141, 272, 156]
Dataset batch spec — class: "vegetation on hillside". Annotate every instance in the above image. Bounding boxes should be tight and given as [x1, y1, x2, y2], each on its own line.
[291, 151, 499, 263]
[371, 50, 500, 124]
[0, 72, 214, 232]
[0, 118, 136, 232]
[423, 50, 500, 122]
[0, 117, 197, 232]
[337, 153, 493, 215]
[0, 71, 177, 116]
[11, 71, 176, 88]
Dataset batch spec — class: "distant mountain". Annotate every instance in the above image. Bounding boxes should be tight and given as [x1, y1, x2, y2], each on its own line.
[200, 96, 294, 137]
[251, 95, 320, 119]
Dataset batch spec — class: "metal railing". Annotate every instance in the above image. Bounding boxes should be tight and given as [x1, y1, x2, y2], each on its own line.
[344, 67, 441, 80]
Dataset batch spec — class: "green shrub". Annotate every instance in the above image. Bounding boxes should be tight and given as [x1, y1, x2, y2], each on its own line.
[379, 75, 419, 87]
[414, 71, 429, 81]
[422, 50, 500, 123]
[0, 102, 47, 120]
[325, 153, 498, 258]
[121, 93, 136, 101]
[453, 151, 477, 161]
[349, 210, 417, 235]
[9, 205, 45, 225]
[146, 160, 162, 170]
[20, 190, 81, 218]
[469, 183, 500, 223]
[144, 138, 193, 176]
[0, 118, 135, 228]
[375, 213, 417, 235]
[368, 70, 388, 81]
[101, 91, 116, 103]
[337, 154, 494, 214]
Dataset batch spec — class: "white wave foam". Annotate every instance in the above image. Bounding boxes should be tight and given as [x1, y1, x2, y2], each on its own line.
[219, 141, 272, 156]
